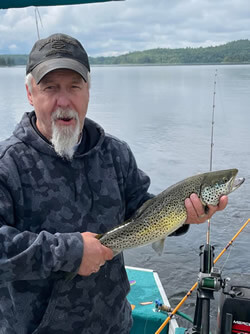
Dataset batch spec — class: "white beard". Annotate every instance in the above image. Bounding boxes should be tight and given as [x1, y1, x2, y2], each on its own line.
[51, 108, 81, 160]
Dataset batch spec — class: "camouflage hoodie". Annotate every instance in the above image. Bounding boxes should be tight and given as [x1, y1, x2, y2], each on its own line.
[0, 111, 152, 334]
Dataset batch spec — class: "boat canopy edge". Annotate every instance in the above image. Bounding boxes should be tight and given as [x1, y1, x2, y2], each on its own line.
[1, 0, 123, 10]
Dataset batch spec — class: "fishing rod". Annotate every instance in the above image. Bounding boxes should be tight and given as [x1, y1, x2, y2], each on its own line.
[34, 7, 43, 40]
[183, 69, 219, 333]
[155, 218, 250, 334]
[207, 69, 218, 246]
[188, 69, 219, 333]
[209, 69, 217, 173]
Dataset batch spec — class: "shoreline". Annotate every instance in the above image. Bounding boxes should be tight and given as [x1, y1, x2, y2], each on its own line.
[1, 62, 250, 68]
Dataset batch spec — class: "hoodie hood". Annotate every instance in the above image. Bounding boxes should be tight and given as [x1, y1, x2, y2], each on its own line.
[13, 111, 105, 158]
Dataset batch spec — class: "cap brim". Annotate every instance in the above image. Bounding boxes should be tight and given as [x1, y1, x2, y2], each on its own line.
[31, 58, 89, 84]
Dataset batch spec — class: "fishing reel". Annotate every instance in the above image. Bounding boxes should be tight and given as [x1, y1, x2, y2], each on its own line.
[197, 266, 222, 293]
[197, 244, 223, 297]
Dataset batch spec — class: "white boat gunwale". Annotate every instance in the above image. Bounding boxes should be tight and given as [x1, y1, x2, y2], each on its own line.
[126, 266, 178, 334]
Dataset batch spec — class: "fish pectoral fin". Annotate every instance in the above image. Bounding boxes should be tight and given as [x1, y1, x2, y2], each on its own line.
[95, 234, 103, 240]
[152, 239, 166, 256]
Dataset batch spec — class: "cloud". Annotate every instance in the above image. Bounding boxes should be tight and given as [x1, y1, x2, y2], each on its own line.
[9, 44, 18, 50]
[0, 0, 249, 55]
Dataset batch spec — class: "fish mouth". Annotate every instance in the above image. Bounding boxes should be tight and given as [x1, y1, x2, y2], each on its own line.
[231, 176, 245, 192]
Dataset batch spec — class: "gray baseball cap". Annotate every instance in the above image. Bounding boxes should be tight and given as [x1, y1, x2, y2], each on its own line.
[26, 33, 90, 84]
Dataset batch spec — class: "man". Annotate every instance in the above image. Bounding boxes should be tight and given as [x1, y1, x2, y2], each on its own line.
[0, 33, 227, 333]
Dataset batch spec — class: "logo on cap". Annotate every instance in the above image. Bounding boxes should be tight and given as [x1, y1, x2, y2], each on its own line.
[52, 40, 67, 50]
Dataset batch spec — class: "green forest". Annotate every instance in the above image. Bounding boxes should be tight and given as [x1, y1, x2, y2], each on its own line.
[1, 39, 250, 67]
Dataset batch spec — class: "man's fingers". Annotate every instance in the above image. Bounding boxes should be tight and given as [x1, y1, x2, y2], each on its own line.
[185, 193, 229, 224]
[102, 246, 114, 260]
[217, 195, 228, 211]
[185, 194, 207, 223]
[78, 232, 114, 277]
[189, 193, 205, 217]
[184, 197, 197, 217]
[206, 205, 217, 219]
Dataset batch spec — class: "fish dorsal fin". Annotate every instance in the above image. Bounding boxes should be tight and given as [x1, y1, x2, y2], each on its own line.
[152, 238, 165, 256]
[131, 197, 155, 220]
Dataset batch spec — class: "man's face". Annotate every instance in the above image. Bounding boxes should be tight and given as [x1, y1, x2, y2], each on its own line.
[26, 69, 89, 159]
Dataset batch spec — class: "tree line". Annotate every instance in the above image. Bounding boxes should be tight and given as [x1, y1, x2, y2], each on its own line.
[1, 40, 250, 67]
[0, 55, 28, 66]
[89, 40, 250, 65]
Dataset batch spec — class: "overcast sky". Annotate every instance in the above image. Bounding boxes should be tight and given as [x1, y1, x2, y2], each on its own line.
[0, 0, 249, 56]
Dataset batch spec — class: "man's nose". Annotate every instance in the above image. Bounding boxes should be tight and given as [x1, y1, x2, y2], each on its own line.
[56, 92, 71, 108]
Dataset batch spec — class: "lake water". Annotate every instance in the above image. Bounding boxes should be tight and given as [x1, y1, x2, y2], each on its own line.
[1, 64, 250, 330]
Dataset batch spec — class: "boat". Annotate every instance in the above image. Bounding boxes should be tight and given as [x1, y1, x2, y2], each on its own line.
[126, 266, 182, 334]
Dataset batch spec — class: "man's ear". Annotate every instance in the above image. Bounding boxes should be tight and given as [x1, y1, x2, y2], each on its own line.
[26, 84, 33, 106]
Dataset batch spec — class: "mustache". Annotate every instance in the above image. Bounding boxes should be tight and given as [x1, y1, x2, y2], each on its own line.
[52, 108, 78, 122]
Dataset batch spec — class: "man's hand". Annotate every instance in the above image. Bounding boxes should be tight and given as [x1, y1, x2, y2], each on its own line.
[185, 194, 228, 224]
[78, 232, 114, 276]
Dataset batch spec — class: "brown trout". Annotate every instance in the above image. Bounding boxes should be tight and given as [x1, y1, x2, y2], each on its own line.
[97, 169, 244, 255]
